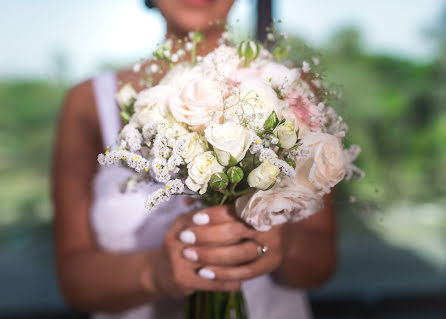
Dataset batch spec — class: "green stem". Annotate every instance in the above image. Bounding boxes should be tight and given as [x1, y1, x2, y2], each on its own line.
[219, 192, 229, 205]
[277, 147, 284, 157]
[232, 188, 253, 197]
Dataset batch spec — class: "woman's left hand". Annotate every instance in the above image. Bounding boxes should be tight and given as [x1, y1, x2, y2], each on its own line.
[179, 206, 285, 282]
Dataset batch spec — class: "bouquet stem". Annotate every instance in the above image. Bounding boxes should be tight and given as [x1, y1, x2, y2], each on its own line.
[185, 291, 248, 319]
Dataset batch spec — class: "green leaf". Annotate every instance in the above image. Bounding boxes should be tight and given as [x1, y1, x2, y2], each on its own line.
[228, 155, 238, 167]
[285, 158, 296, 169]
[120, 111, 131, 125]
[264, 182, 276, 190]
[201, 190, 223, 206]
[209, 172, 229, 192]
[227, 167, 244, 184]
[192, 31, 204, 43]
[272, 45, 288, 61]
[263, 111, 279, 131]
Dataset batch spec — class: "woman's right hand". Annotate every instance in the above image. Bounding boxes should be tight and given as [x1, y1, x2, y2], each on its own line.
[143, 205, 255, 298]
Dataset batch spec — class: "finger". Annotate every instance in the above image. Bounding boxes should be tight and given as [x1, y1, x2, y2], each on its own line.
[183, 240, 258, 265]
[192, 205, 238, 226]
[179, 222, 256, 246]
[197, 254, 281, 282]
[182, 269, 242, 292]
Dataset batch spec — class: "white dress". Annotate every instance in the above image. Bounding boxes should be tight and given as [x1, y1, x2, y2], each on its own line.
[90, 72, 313, 319]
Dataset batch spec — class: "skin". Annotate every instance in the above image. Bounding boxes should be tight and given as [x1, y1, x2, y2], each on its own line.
[52, 0, 337, 313]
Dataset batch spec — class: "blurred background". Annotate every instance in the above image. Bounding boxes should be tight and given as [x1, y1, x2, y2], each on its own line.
[1, 0, 445, 318]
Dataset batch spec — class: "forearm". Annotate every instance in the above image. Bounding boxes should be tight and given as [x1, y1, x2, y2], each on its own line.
[275, 222, 337, 289]
[58, 249, 162, 313]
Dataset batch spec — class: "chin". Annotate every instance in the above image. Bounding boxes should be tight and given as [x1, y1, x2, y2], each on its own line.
[173, 13, 221, 32]
[158, 0, 234, 33]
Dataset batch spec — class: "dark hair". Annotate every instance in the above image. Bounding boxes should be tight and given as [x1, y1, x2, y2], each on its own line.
[145, 0, 156, 9]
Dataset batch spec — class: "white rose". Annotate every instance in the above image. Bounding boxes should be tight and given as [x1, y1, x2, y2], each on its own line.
[134, 85, 173, 113]
[133, 85, 175, 128]
[247, 159, 280, 190]
[235, 179, 324, 231]
[182, 132, 208, 163]
[185, 151, 224, 194]
[116, 83, 137, 108]
[260, 62, 300, 94]
[273, 120, 298, 149]
[302, 132, 346, 194]
[224, 77, 282, 130]
[169, 79, 224, 132]
[204, 122, 254, 166]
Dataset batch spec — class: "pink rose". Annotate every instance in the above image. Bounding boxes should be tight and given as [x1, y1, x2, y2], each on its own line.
[169, 79, 224, 132]
[285, 89, 323, 130]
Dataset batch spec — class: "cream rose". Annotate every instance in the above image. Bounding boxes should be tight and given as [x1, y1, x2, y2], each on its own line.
[116, 83, 137, 108]
[273, 120, 298, 149]
[224, 77, 282, 130]
[169, 79, 224, 132]
[182, 132, 208, 164]
[204, 122, 254, 166]
[235, 178, 324, 231]
[185, 152, 224, 194]
[302, 132, 346, 194]
[247, 160, 280, 190]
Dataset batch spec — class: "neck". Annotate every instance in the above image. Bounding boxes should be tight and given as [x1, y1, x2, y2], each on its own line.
[165, 23, 225, 56]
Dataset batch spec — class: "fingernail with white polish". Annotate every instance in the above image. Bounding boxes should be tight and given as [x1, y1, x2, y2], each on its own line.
[199, 268, 215, 280]
[179, 230, 196, 244]
[183, 248, 198, 261]
[193, 212, 210, 225]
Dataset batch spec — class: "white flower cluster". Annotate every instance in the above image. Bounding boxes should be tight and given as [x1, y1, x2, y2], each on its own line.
[145, 179, 185, 211]
[249, 136, 296, 178]
[120, 124, 142, 153]
[97, 149, 150, 173]
[97, 31, 363, 229]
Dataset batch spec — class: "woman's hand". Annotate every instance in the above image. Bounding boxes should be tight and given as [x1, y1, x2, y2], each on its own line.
[178, 206, 285, 285]
[145, 205, 256, 298]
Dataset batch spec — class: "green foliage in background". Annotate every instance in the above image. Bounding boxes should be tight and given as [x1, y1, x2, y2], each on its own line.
[1, 24, 445, 227]
[0, 81, 66, 226]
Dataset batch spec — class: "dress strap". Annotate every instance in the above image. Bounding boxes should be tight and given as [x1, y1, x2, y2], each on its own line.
[92, 72, 121, 148]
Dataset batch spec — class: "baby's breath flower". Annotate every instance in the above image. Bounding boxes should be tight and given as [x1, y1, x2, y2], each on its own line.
[121, 124, 142, 153]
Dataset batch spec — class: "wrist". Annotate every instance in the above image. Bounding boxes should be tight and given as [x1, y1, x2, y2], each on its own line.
[138, 249, 164, 299]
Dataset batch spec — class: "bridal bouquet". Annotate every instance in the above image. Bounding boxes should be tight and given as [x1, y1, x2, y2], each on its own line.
[98, 29, 363, 318]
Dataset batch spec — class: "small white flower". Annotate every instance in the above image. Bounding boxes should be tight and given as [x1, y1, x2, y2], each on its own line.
[116, 84, 137, 108]
[171, 53, 179, 63]
[150, 64, 159, 73]
[133, 63, 141, 73]
[302, 61, 311, 73]
[185, 42, 193, 51]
